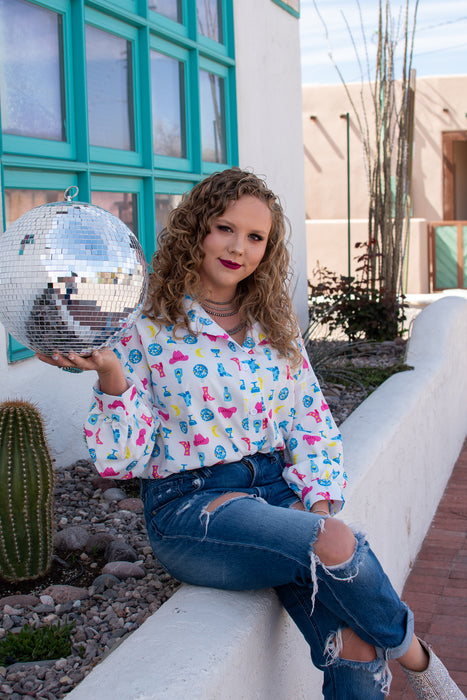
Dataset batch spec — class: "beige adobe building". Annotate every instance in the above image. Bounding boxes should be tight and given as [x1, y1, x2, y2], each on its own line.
[303, 75, 467, 294]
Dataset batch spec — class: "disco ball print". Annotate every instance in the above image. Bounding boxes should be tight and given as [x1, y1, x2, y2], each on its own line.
[0, 197, 148, 356]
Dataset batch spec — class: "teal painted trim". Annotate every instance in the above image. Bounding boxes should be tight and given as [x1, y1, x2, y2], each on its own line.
[148, 4, 188, 39]
[1, 135, 73, 160]
[271, 0, 300, 18]
[1, 155, 90, 172]
[139, 26, 155, 170]
[8, 337, 34, 364]
[71, 0, 90, 165]
[3, 169, 79, 191]
[85, 0, 144, 27]
[142, 175, 157, 254]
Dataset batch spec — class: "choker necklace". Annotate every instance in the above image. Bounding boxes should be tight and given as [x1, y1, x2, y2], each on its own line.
[200, 296, 238, 318]
[200, 303, 237, 318]
[226, 320, 245, 336]
[204, 296, 236, 305]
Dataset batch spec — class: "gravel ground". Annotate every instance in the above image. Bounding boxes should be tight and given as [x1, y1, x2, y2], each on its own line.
[0, 340, 408, 698]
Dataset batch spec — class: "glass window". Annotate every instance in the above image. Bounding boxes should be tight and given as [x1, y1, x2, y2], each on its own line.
[151, 51, 186, 158]
[155, 193, 183, 235]
[199, 69, 226, 163]
[197, 0, 222, 43]
[148, 0, 181, 22]
[0, 0, 65, 141]
[4, 189, 63, 228]
[91, 191, 138, 235]
[85, 24, 135, 151]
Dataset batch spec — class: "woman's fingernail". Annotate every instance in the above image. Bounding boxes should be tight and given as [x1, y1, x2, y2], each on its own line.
[53, 355, 59, 361]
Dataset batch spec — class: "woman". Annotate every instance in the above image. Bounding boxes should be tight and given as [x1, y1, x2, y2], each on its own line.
[39, 168, 464, 699]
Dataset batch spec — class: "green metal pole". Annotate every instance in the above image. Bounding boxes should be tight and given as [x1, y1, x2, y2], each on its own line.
[346, 112, 351, 279]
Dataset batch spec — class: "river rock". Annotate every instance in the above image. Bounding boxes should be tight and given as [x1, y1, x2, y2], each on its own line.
[102, 562, 145, 579]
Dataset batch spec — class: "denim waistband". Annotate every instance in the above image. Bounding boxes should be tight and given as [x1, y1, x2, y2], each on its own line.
[140, 450, 285, 511]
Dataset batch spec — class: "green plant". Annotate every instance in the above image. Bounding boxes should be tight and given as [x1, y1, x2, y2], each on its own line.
[0, 621, 74, 665]
[308, 243, 407, 342]
[0, 399, 55, 582]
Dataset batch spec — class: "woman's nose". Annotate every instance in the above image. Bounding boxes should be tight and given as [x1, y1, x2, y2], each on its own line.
[228, 234, 244, 254]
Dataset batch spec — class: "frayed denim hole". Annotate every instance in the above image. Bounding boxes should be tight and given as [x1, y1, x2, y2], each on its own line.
[199, 494, 266, 539]
[308, 526, 368, 614]
[325, 654, 392, 696]
[307, 516, 328, 614]
[324, 632, 392, 698]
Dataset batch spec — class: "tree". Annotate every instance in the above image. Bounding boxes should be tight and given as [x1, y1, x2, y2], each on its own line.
[313, 0, 419, 322]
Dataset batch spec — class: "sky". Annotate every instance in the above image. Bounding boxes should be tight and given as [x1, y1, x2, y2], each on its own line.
[300, 0, 467, 85]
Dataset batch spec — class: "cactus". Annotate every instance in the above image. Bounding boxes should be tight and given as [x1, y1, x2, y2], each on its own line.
[0, 399, 54, 582]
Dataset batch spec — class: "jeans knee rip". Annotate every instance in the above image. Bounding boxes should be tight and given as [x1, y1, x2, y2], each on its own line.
[308, 528, 367, 614]
[199, 494, 266, 538]
[324, 628, 392, 695]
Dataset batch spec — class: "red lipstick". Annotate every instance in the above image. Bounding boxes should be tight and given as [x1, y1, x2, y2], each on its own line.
[219, 259, 241, 269]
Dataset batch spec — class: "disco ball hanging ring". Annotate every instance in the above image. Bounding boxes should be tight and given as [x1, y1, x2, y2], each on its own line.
[0, 188, 148, 357]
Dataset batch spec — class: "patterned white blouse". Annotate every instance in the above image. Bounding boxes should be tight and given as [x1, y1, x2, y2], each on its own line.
[85, 298, 347, 513]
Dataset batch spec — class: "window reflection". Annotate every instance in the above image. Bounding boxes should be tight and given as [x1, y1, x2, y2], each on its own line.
[151, 52, 186, 158]
[148, 0, 181, 22]
[4, 189, 62, 228]
[199, 70, 226, 163]
[86, 25, 135, 151]
[197, 0, 222, 43]
[155, 193, 183, 236]
[0, 0, 65, 141]
[91, 191, 137, 235]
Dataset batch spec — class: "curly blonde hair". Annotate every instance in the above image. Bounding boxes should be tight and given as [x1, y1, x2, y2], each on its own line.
[146, 167, 302, 366]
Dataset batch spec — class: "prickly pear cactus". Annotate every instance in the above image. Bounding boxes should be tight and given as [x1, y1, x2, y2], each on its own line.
[0, 400, 54, 582]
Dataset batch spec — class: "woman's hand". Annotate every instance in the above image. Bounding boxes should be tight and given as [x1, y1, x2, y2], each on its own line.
[36, 348, 128, 396]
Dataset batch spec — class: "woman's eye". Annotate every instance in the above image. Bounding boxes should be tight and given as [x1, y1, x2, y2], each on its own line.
[218, 225, 231, 232]
[249, 233, 263, 241]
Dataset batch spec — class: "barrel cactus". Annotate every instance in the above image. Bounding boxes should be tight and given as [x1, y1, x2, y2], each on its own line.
[0, 399, 54, 582]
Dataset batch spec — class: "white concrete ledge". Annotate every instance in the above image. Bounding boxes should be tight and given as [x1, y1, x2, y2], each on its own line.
[68, 296, 467, 700]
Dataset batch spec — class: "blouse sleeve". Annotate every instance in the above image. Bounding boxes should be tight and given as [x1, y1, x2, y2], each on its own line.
[84, 327, 160, 479]
[282, 341, 347, 514]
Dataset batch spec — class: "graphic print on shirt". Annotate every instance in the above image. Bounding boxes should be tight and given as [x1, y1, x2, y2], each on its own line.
[85, 299, 346, 512]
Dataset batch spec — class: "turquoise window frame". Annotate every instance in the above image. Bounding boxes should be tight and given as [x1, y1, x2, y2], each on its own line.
[90, 174, 153, 256]
[271, 0, 300, 18]
[85, 8, 142, 167]
[1, 0, 76, 161]
[0, 0, 237, 364]
[198, 56, 236, 174]
[150, 37, 192, 173]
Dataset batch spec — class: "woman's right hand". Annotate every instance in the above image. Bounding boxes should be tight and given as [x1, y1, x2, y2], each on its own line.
[36, 348, 128, 396]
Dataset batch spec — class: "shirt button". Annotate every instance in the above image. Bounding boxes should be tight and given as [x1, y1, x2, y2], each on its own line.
[250, 408, 258, 415]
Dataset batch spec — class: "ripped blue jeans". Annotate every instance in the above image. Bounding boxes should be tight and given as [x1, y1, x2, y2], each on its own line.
[141, 451, 414, 699]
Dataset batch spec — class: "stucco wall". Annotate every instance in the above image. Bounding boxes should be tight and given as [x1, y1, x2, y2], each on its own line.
[302, 75, 467, 222]
[306, 218, 429, 294]
[0, 2, 307, 467]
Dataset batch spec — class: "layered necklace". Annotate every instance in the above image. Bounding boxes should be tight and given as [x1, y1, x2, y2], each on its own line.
[200, 296, 245, 336]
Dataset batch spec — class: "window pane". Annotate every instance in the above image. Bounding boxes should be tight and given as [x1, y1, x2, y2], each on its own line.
[148, 0, 181, 22]
[86, 25, 134, 151]
[0, 0, 65, 141]
[151, 52, 186, 158]
[197, 0, 222, 43]
[155, 193, 183, 236]
[4, 189, 63, 228]
[199, 70, 226, 163]
[91, 191, 137, 235]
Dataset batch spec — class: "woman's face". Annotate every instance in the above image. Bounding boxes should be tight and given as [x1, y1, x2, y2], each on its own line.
[198, 195, 272, 299]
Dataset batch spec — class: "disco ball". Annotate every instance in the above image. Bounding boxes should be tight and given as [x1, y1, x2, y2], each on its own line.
[0, 187, 148, 357]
